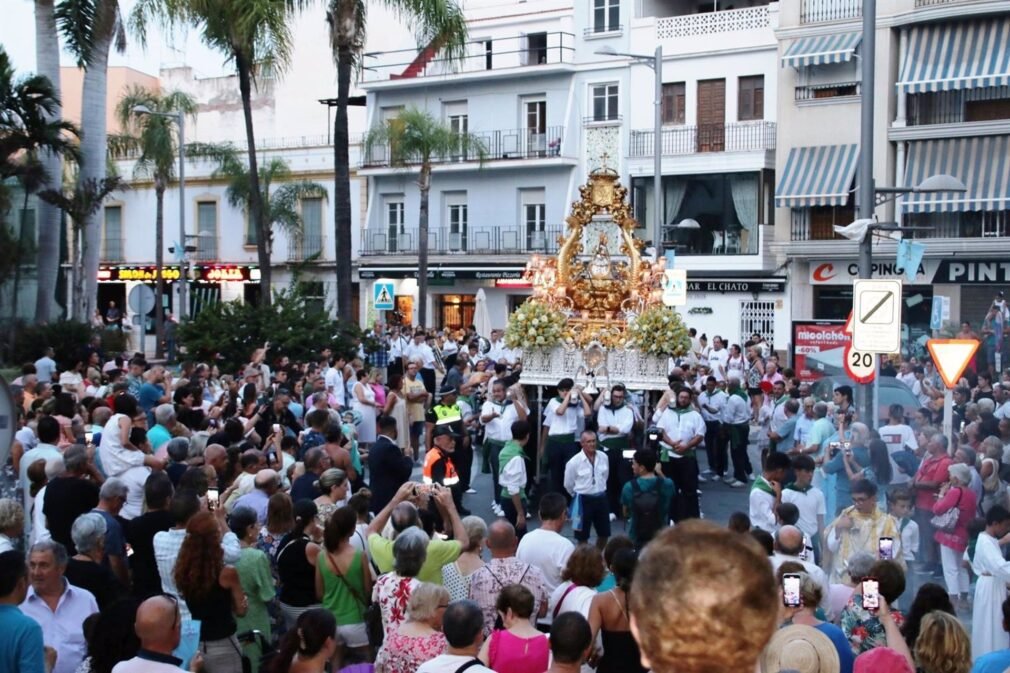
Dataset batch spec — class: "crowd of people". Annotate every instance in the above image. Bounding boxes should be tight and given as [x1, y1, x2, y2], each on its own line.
[1, 321, 1009, 673]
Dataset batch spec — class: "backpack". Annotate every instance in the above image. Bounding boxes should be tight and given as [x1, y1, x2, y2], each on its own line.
[631, 478, 664, 545]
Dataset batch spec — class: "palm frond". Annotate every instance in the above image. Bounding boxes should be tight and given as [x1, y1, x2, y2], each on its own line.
[38, 176, 127, 229]
[363, 106, 487, 167]
[55, 0, 99, 66]
[380, 0, 469, 63]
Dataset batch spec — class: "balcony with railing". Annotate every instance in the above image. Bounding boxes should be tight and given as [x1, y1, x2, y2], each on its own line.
[633, 0, 774, 54]
[795, 81, 861, 101]
[790, 209, 1010, 241]
[362, 127, 565, 168]
[800, 0, 861, 24]
[100, 238, 124, 263]
[361, 32, 575, 84]
[360, 225, 563, 256]
[629, 122, 776, 157]
[288, 235, 325, 262]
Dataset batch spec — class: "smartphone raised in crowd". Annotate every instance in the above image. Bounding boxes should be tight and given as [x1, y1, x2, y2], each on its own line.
[782, 573, 802, 608]
[862, 578, 881, 610]
[878, 536, 894, 560]
[207, 488, 220, 511]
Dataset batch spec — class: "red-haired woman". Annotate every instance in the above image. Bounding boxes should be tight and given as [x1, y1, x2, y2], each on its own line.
[175, 511, 248, 672]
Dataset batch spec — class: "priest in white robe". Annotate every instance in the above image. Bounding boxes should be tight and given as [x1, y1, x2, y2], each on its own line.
[970, 505, 1010, 659]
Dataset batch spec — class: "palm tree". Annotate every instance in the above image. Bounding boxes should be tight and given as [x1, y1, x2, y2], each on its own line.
[38, 175, 126, 321]
[363, 107, 485, 327]
[56, 0, 128, 320]
[191, 143, 327, 270]
[326, 0, 468, 319]
[130, 0, 304, 306]
[34, 0, 67, 322]
[111, 86, 196, 358]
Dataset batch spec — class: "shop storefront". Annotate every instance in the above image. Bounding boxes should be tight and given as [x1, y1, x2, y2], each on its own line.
[357, 265, 531, 331]
[680, 274, 789, 352]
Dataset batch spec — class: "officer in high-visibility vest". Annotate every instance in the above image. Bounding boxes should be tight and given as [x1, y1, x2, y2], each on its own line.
[426, 384, 472, 514]
[424, 425, 463, 512]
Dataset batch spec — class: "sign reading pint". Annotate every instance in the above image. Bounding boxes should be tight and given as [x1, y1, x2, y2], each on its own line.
[810, 258, 1010, 285]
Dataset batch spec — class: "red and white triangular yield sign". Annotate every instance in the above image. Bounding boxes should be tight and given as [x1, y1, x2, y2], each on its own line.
[926, 339, 980, 389]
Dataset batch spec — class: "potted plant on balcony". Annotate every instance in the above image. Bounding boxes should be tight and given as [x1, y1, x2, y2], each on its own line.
[548, 138, 561, 156]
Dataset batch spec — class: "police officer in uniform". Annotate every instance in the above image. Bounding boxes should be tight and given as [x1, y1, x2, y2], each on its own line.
[426, 384, 471, 514]
[424, 425, 463, 512]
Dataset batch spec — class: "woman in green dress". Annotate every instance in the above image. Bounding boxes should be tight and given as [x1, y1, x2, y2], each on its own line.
[230, 506, 277, 673]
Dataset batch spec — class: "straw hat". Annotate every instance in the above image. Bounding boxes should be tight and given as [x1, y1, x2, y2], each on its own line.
[761, 624, 840, 673]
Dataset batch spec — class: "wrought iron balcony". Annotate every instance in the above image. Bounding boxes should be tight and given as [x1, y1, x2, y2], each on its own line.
[629, 122, 776, 156]
[362, 127, 565, 168]
[360, 225, 563, 256]
[288, 235, 325, 262]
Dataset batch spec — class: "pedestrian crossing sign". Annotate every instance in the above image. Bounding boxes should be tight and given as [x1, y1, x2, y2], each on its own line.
[373, 281, 395, 311]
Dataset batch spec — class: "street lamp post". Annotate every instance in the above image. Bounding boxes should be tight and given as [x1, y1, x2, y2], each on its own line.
[857, 0, 878, 426]
[596, 45, 664, 258]
[132, 105, 188, 355]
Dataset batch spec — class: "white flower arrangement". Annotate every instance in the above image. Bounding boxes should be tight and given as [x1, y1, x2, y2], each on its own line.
[627, 306, 691, 357]
[505, 301, 565, 351]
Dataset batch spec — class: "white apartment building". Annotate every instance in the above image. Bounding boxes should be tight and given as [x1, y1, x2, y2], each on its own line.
[774, 0, 1010, 354]
[359, 0, 789, 347]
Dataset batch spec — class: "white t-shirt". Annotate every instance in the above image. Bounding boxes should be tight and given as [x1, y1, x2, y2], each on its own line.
[516, 528, 574, 593]
[417, 655, 494, 673]
[781, 486, 826, 541]
[654, 408, 706, 459]
[879, 423, 918, 484]
[405, 342, 437, 369]
[119, 465, 152, 520]
[543, 397, 583, 436]
[548, 581, 596, 621]
[708, 348, 730, 382]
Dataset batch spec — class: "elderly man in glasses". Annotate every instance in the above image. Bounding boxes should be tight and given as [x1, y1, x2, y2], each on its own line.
[824, 479, 905, 584]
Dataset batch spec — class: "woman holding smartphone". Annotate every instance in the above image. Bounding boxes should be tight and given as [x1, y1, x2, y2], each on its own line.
[775, 566, 853, 673]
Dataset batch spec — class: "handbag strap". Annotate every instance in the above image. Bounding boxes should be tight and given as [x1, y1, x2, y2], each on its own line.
[454, 658, 484, 673]
[553, 582, 579, 619]
[327, 550, 370, 608]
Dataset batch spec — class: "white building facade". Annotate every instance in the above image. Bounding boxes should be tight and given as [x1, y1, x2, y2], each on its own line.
[774, 0, 1010, 357]
[359, 0, 789, 348]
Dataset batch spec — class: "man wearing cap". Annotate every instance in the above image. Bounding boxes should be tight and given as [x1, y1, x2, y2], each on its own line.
[427, 385, 473, 500]
[424, 426, 465, 512]
[542, 378, 592, 500]
[481, 380, 528, 517]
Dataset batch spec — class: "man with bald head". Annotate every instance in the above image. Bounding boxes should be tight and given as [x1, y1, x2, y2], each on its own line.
[111, 595, 197, 672]
[770, 524, 829, 613]
[233, 468, 279, 525]
[467, 519, 548, 636]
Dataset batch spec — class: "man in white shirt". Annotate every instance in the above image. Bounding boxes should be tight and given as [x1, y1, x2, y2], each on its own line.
[749, 452, 790, 533]
[516, 493, 574, 593]
[405, 331, 438, 396]
[387, 328, 411, 379]
[324, 355, 347, 409]
[781, 454, 827, 564]
[542, 378, 591, 499]
[879, 403, 919, 485]
[480, 380, 528, 516]
[896, 361, 916, 390]
[34, 348, 57, 383]
[416, 601, 495, 673]
[564, 430, 610, 548]
[653, 387, 706, 521]
[698, 376, 728, 480]
[708, 336, 730, 383]
[595, 384, 636, 517]
[770, 525, 830, 614]
[486, 330, 505, 364]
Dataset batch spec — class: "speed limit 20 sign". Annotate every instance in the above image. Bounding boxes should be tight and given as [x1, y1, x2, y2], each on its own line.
[844, 344, 876, 383]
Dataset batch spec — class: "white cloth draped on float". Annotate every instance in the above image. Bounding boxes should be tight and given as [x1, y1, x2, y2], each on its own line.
[474, 288, 492, 339]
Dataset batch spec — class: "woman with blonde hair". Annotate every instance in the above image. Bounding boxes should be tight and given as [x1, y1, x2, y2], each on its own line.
[314, 467, 349, 528]
[913, 611, 970, 673]
[441, 515, 487, 601]
[374, 582, 449, 673]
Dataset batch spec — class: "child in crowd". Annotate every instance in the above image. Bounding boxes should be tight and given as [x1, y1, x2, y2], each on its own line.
[782, 454, 826, 565]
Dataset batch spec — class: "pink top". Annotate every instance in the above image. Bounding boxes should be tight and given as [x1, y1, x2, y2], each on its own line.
[371, 382, 387, 408]
[932, 486, 977, 552]
[914, 454, 952, 510]
[487, 630, 550, 673]
[375, 631, 446, 673]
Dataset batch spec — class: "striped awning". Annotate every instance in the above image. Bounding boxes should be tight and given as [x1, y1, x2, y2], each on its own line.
[903, 136, 1010, 213]
[898, 18, 1010, 93]
[782, 32, 862, 68]
[776, 144, 859, 208]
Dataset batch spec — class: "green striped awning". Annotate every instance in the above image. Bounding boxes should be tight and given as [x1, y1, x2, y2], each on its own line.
[898, 18, 1010, 93]
[776, 144, 859, 208]
[782, 32, 862, 68]
[903, 136, 1010, 213]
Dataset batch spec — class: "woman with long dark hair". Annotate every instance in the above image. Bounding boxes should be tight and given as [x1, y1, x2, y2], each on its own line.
[266, 608, 336, 673]
[77, 598, 140, 673]
[276, 500, 323, 630]
[174, 511, 248, 672]
[587, 548, 646, 673]
[316, 506, 372, 668]
[901, 583, 955, 650]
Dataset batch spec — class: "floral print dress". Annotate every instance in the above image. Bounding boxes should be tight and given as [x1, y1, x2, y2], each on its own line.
[840, 592, 904, 655]
[374, 631, 446, 673]
[372, 573, 419, 637]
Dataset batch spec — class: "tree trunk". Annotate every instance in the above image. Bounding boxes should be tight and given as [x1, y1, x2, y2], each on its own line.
[77, 0, 116, 322]
[417, 164, 431, 328]
[334, 45, 354, 321]
[154, 184, 165, 359]
[236, 55, 270, 306]
[34, 0, 63, 322]
[10, 188, 31, 354]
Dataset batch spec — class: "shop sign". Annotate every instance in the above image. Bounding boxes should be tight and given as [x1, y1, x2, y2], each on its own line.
[792, 321, 848, 382]
[687, 279, 786, 294]
[201, 266, 250, 282]
[808, 260, 938, 285]
[933, 260, 1010, 284]
[100, 266, 182, 282]
[359, 268, 524, 280]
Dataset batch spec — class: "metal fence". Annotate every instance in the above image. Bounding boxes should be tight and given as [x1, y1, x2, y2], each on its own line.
[360, 225, 563, 256]
[363, 126, 565, 167]
[629, 122, 776, 156]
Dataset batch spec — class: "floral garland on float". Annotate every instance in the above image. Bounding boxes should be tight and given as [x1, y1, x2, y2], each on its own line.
[510, 165, 690, 390]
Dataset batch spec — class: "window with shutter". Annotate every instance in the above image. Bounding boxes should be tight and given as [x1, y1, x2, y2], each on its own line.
[738, 75, 764, 121]
[662, 82, 686, 125]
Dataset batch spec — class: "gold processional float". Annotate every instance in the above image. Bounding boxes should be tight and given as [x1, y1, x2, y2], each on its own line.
[509, 165, 691, 391]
